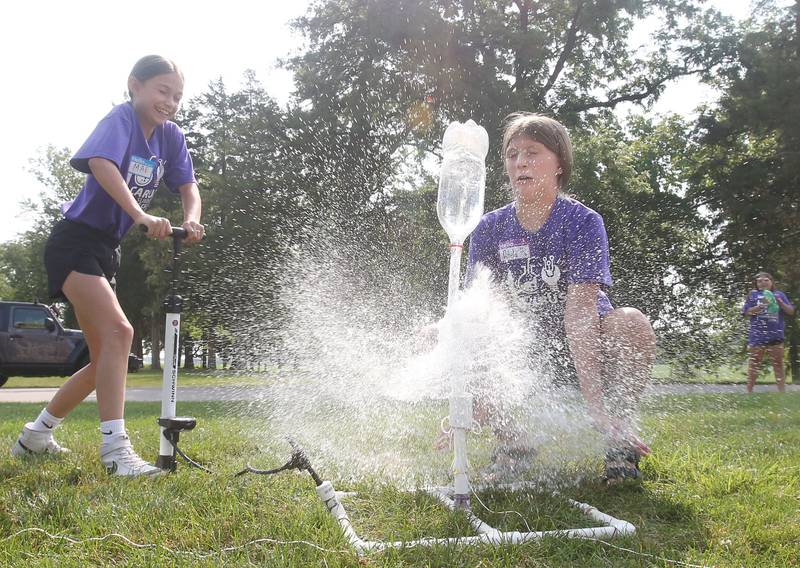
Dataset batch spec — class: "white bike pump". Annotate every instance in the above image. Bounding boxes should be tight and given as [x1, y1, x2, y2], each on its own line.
[141, 225, 207, 473]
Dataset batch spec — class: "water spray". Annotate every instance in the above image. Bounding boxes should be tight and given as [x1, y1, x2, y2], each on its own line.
[236, 120, 637, 552]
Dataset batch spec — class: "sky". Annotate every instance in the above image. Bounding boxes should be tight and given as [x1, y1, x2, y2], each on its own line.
[0, 0, 758, 243]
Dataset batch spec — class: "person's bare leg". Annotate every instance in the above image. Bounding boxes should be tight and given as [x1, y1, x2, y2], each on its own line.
[601, 307, 656, 422]
[767, 344, 786, 393]
[594, 307, 655, 483]
[41, 274, 109, 418]
[45, 364, 96, 418]
[51, 272, 133, 421]
[746, 346, 765, 393]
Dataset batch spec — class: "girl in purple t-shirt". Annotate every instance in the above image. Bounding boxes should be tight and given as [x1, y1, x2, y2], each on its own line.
[467, 113, 656, 484]
[11, 56, 205, 477]
[742, 272, 796, 393]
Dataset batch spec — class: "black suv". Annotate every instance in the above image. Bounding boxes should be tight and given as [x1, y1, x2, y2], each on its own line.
[0, 300, 142, 387]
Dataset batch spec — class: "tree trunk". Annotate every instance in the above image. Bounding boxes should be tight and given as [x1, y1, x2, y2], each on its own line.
[183, 336, 195, 369]
[133, 324, 144, 360]
[150, 317, 162, 371]
[513, 0, 530, 91]
[207, 329, 217, 370]
[796, 0, 800, 59]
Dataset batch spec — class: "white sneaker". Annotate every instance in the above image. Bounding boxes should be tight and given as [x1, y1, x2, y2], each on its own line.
[100, 435, 164, 477]
[11, 423, 71, 456]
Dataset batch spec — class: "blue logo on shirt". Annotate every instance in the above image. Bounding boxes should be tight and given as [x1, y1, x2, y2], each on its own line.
[127, 155, 166, 209]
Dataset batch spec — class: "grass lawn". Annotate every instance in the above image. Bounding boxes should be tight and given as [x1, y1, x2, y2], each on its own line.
[652, 362, 794, 385]
[5, 363, 794, 390]
[1, 394, 799, 566]
[2, 369, 268, 389]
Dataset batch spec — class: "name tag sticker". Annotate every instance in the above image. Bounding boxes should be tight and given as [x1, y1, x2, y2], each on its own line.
[129, 156, 157, 179]
[499, 241, 530, 262]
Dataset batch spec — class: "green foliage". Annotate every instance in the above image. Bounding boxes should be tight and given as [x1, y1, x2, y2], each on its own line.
[0, 0, 769, 374]
[0, 145, 84, 304]
[285, 0, 744, 369]
[178, 74, 305, 363]
[23, 145, 85, 231]
[287, 0, 738, 192]
[0, 238, 49, 303]
[693, 1, 800, 293]
[691, 0, 800, 377]
[574, 114, 744, 369]
[0, 271, 14, 299]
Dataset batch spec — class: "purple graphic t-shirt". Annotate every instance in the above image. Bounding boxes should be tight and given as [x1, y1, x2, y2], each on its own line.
[742, 290, 794, 346]
[63, 102, 196, 242]
[466, 196, 614, 333]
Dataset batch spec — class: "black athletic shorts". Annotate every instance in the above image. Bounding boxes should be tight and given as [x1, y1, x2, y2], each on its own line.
[44, 219, 121, 300]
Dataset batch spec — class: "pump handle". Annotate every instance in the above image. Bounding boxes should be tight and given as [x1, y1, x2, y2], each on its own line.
[139, 224, 204, 240]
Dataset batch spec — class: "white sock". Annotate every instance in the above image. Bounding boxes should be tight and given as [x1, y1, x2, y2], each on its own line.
[30, 408, 64, 433]
[99, 419, 126, 443]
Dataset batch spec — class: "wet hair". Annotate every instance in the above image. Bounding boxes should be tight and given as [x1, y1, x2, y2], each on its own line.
[501, 112, 573, 189]
[754, 271, 775, 290]
[128, 55, 183, 99]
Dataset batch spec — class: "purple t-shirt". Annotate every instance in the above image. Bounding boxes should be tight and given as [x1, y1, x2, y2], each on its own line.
[466, 196, 614, 331]
[63, 102, 196, 242]
[742, 289, 794, 345]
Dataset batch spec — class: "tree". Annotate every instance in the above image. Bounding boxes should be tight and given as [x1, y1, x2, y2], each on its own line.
[280, 0, 742, 374]
[692, 0, 800, 380]
[1, 2, 755, 378]
[0, 146, 83, 307]
[0, 238, 49, 303]
[178, 74, 306, 366]
[24, 145, 86, 230]
[286, 0, 739, 205]
[543, 112, 750, 375]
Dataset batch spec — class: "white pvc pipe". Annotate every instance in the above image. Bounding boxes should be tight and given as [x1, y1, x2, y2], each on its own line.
[449, 394, 472, 508]
[446, 245, 463, 308]
[427, 487, 500, 537]
[566, 498, 636, 534]
[321, 481, 636, 554]
[316, 481, 367, 550]
[451, 428, 470, 506]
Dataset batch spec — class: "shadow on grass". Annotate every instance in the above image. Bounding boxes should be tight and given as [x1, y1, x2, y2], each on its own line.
[339, 477, 708, 566]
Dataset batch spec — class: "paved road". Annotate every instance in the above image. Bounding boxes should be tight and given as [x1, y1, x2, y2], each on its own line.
[0, 383, 797, 403]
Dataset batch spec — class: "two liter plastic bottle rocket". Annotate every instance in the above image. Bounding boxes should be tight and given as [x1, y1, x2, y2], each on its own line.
[437, 119, 490, 247]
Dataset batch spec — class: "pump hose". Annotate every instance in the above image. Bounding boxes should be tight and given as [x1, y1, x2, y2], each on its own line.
[167, 438, 213, 473]
[235, 439, 323, 485]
